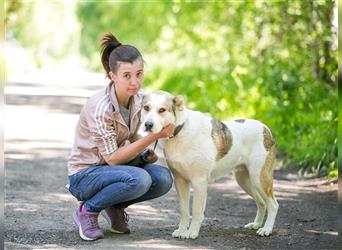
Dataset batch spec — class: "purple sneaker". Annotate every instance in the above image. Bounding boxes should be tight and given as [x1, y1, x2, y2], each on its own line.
[101, 207, 130, 234]
[72, 205, 104, 241]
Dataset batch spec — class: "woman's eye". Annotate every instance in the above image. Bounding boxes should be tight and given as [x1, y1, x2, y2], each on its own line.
[143, 106, 150, 111]
[124, 74, 130, 79]
[159, 108, 166, 113]
[137, 72, 144, 78]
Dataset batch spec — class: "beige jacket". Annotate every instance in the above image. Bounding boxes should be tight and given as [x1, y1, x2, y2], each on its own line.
[67, 84, 143, 176]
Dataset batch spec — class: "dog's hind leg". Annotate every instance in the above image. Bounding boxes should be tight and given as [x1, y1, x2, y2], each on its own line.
[171, 171, 191, 238]
[257, 194, 278, 236]
[235, 164, 266, 230]
[186, 178, 208, 239]
[249, 147, 279, 236]
[255, 146, 278, 236]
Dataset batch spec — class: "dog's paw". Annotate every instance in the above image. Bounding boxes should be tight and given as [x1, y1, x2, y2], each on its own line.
[256, 227, 272, 236]
[244, 222, 262, 230]
[172, 229, 197, 239]
[172, 229, 187, 238]
[179, 231, 190, 239]
[188, 230, 199, 239]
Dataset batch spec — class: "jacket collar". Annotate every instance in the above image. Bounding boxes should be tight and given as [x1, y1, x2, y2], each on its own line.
[106, 83, 141, 114]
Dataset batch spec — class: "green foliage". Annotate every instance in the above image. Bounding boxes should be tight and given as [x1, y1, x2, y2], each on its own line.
[8, 1, 80, 68]
[76, 0, 337, 177]
[9, 1, 336, 177]
[76, 1, 171, 71]
[146, 0, 335, 178]
[5, 0, 22, 26]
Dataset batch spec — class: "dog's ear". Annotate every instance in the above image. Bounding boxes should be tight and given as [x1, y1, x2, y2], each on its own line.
[173, 95, 185, 111]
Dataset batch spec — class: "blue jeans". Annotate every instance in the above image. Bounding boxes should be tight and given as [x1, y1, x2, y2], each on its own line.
[68, 164, 173, 212]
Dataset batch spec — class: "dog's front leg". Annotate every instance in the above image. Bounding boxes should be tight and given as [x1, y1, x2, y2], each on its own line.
[187, 179, 208, 239]
[171, 172, 190, 238]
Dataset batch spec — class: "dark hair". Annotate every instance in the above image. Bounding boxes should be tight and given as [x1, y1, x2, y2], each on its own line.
[100, 33, 143, 79]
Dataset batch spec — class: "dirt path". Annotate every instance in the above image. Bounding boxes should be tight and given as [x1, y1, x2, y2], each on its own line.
[5, 80, 339, 249]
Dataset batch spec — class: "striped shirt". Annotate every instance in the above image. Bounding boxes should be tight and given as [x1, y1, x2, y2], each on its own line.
[67, 84, 143, 176]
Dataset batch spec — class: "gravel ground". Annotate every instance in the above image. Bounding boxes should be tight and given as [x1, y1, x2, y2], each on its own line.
[4, 80, 339, 250]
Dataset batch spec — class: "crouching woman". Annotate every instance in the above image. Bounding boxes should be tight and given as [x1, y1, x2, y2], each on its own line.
[67, 33, 174, 241]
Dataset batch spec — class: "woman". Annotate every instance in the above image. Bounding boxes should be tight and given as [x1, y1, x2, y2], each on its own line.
[67, 33, 174, 241]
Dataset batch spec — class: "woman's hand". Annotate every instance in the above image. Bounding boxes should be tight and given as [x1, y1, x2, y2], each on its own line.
[106, 124, 175, 166]
[155, 124, 175, 139]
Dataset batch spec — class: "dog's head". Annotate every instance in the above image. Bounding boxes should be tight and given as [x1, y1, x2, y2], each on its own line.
[140, 91, 184, 133]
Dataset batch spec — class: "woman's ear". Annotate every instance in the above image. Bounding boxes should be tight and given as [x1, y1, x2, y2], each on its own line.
[173, 95, 185, 111]
[108, 71, 116, 82]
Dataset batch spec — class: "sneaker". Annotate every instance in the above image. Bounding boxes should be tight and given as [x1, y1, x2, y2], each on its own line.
[101, 207, 130, 234]
[72, 205, 104, 241]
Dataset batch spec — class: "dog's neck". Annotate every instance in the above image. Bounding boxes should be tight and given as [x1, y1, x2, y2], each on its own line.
[170, 109, 188, 138]
[174, 108, 187, 127]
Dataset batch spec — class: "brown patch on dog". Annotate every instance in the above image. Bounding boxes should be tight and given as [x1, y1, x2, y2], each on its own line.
[151, 91, 174, 112]
[173, 95, 184, 111]
[263, 127, 275, 151]
[260, 145, 276, 197]
[161, 98, 173, 113]
[234, 119, 245, 123]
[211, 119, 233, 161]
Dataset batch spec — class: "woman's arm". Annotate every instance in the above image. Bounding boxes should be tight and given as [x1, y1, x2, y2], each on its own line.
[84, 98, 174, 166]
[106, 124, 174, 165]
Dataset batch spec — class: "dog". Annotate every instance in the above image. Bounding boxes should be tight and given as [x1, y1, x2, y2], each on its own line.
[139, 90, 279, 239]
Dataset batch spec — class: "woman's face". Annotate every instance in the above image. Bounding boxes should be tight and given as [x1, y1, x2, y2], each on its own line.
[110, 59, 144, 98]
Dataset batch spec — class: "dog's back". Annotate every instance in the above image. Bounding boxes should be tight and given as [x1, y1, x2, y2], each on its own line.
[164, 111, 274, 182]
[209, 118, 274, 181]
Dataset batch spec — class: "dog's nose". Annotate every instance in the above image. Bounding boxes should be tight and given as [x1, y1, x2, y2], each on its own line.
[145, 121, 154, 131]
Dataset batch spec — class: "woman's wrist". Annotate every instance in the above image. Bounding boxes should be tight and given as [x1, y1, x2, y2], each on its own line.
[146, 132, 160, 141]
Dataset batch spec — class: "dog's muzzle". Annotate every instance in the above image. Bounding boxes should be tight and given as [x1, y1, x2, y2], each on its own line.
[144, 121, 154, 132]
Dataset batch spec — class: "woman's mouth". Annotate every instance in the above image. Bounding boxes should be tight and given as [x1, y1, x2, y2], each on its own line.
[129, 88, 139, 93]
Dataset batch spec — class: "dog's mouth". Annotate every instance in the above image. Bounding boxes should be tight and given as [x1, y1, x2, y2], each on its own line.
[145, 127, 152, 132]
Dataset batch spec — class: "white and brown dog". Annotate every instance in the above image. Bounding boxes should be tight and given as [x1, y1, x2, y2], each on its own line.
[140, 91, 279, 239]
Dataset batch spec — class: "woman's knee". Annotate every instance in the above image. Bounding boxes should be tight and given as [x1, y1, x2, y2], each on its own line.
[159, 167, 173, 194]
[127, 168, 152, 196]
[145, 165, 173, 194]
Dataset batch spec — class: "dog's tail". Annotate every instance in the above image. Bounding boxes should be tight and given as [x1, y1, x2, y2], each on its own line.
[260, 145, 276, 197]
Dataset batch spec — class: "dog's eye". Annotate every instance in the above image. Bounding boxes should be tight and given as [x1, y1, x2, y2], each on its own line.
[143, 105, 150, 111]
[159, 108, 166, 113]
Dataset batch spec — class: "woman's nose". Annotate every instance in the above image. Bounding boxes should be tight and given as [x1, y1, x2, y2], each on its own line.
[131, 77, 140, 86]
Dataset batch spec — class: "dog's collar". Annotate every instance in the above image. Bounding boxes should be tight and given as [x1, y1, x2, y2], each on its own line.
[169, 122, 185, 139]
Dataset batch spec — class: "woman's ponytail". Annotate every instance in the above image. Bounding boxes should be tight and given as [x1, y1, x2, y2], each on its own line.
[100, 33, 121, 79]
[99, 32, 143, 80]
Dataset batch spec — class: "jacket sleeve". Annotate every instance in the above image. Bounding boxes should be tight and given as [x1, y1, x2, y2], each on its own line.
[84, 100, 118, 159]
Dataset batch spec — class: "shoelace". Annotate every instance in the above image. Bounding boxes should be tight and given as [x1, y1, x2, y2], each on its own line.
[123, 210, 129, 223]
[86, 214, 99, 229]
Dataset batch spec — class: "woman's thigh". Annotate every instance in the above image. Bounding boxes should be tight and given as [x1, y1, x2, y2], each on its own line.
[117, 164, 173, 207]
[68, 165, 151, 201]
[142, 164, 173, 190]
